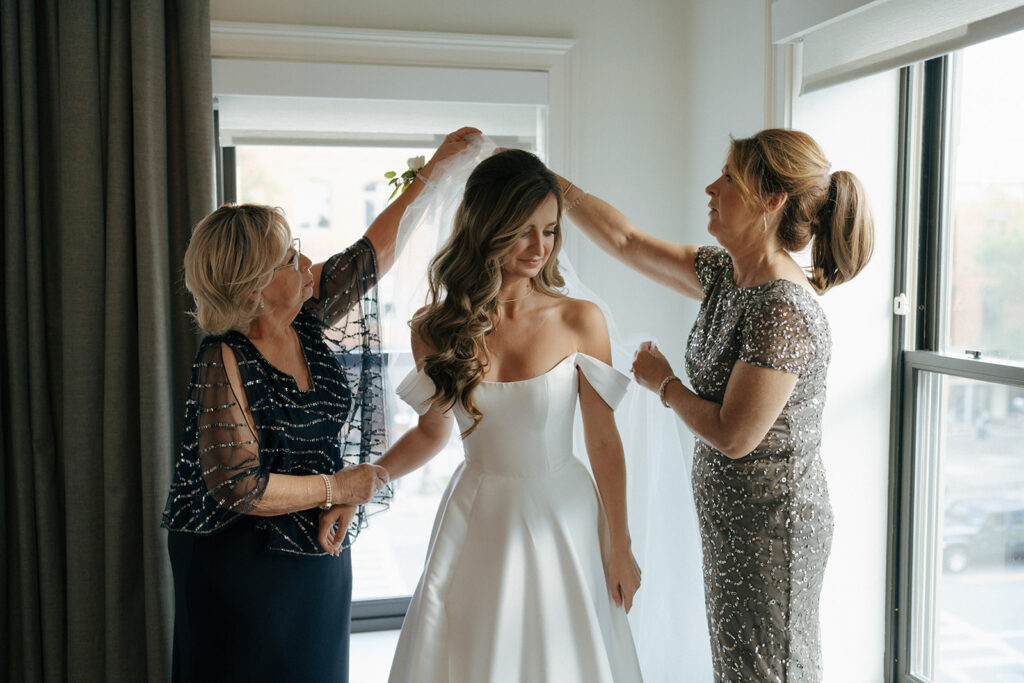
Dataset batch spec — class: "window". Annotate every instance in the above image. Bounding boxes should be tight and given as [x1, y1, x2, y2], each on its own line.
[894, 27, 1024, 683]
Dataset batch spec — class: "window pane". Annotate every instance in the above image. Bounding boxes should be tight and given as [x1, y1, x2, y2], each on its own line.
[236, 144, 468, 602]
[910, 372, 1024, 681]
[945, 28, 1024, 361]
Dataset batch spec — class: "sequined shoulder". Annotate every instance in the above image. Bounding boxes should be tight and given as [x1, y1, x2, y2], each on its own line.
[694, 246, 732, 294]
[738, 282, 829, 376]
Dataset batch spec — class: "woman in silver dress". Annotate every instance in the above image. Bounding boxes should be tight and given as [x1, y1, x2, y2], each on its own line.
[553, 128, 874, 681]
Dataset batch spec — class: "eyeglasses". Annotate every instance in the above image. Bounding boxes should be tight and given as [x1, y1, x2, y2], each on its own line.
[274, 237, 301, 272]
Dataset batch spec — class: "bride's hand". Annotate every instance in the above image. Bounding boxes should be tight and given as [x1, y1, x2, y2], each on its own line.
[606, 548, 642, 613]
[632, 341, 674, 394]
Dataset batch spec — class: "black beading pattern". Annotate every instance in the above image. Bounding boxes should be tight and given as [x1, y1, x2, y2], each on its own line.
[162, 237, 392, 555]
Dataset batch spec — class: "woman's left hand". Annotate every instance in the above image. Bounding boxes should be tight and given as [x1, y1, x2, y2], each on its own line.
[606, 548, 642, 613]
[632, 341, 675, 393]
[318, 505, 357, 556]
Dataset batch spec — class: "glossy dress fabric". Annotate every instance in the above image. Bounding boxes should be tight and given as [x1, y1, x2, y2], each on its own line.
[686, 246, 834, 682]
[387, 352, 643, 683]
[163, 238, 388, 683]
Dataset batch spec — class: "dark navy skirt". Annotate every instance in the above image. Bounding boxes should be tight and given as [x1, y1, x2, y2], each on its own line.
[168, 518, 352, 683]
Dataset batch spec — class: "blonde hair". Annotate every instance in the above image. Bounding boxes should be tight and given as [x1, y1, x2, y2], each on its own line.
[728, 128, 874, 292]
[183, 203, 291, 335]
[413, 150, 565, 436]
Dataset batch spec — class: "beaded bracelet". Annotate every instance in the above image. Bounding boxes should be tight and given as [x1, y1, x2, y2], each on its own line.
[658, 375, 680, 408]
[563, 181, 589, 211]
[319, 473, 333, 510]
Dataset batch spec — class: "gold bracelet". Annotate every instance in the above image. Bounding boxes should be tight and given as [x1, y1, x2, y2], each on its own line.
[566, 193, 589, 211]
[319, 473, 333, 510]
[658, 375, 680, 408]
[562, 181, 588, 212]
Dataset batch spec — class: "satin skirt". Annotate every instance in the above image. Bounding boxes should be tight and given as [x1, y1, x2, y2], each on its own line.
[387, 458, 642, 683]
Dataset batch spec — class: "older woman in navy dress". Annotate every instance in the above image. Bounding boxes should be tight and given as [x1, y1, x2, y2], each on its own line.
[162, 128, 479, 683]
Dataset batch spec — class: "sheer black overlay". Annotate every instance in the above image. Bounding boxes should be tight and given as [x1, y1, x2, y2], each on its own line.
[162, 237, 391, 554]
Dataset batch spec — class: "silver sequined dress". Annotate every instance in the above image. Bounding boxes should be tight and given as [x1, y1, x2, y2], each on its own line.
[686, 246, 834, 682]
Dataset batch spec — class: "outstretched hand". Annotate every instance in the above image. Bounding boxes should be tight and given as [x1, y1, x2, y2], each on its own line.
[424, 127, 482, 177]
[631, 341, 675, 394]
[606, 548, 642, 613]
[318, 505, 357, 556]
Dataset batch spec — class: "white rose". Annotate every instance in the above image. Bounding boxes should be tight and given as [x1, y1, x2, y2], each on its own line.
[407, 155, 426, 172]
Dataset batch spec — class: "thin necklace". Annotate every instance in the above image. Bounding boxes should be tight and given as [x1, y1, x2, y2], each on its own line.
[496, 283, 534, 303]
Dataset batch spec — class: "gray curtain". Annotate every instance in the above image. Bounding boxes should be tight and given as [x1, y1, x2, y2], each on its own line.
[1, 1, 213, 680]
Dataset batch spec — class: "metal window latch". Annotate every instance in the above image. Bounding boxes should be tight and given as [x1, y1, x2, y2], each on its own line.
[965, 349, 981, 359]
[893, 293, 909, 316]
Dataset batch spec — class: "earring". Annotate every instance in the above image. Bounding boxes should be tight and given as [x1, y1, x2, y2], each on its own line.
[762, 214, 768, 234]
[258, 298, 265, 310]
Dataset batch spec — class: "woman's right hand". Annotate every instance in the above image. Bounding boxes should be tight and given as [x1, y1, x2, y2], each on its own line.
[422, 127, 482, 178]
[331, 463, 390, 505]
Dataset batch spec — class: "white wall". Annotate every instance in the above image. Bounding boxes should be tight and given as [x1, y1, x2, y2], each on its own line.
[792, 70, 900, 683]
[211, 1, 895, 680]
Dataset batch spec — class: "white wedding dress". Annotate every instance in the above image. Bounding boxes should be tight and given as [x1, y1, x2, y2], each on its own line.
[387, 352, 644, 683]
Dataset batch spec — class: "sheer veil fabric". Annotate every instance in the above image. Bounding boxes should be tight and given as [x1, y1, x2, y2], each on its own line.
[391, 137, 712, 681]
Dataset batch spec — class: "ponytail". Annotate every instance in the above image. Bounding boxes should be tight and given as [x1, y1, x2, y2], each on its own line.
[809, 171, 874, 293]
[727, 129, 876, 293]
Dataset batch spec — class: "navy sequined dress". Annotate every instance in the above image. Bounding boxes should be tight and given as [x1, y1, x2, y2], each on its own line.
[162, 238, 390, 683]
[687, 247, 834, 683]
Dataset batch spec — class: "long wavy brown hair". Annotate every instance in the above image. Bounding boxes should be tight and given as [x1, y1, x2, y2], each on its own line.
[412, 149, 565, 436]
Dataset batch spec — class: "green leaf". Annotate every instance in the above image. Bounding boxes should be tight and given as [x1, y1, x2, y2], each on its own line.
[384, 171, 396, 179]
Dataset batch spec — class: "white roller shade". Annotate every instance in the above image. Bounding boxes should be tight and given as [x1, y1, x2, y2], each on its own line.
[213, 59, 549, 106]
[772, 0, 1024, 93]
[212, 58, 548, 148]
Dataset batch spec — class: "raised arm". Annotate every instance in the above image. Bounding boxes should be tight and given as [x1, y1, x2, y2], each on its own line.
[306, 127, 481, 289]
[554, 173, 704, 300]
[572, 301, 642, 612]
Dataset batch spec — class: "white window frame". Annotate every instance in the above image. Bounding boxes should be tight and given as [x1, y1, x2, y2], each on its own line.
[211, 21, 576, 178]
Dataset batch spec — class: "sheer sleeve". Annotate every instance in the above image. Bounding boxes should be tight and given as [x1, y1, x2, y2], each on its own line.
[162, 339, 268, 532]
[303, 236, 392, 539]
[306, 237, 379, 328]
[738, 291, 816, 376]
[694, 245, 731, 295]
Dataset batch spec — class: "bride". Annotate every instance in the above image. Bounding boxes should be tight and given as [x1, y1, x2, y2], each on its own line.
[323, 148, 644, 682]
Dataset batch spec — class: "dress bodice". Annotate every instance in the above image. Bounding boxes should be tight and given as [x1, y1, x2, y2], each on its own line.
[397, 353, 630, 477]
[685, 246, 831, 459]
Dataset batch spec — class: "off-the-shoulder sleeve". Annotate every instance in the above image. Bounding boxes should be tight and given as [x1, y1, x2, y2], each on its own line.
[162, 339, 268, 532]
[738, 292, 816, 375]
[576, 353, 632, 410]
[306, 237, 379, 328]
[694, 245, 731, 295]
[396, 367, 436, 415]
